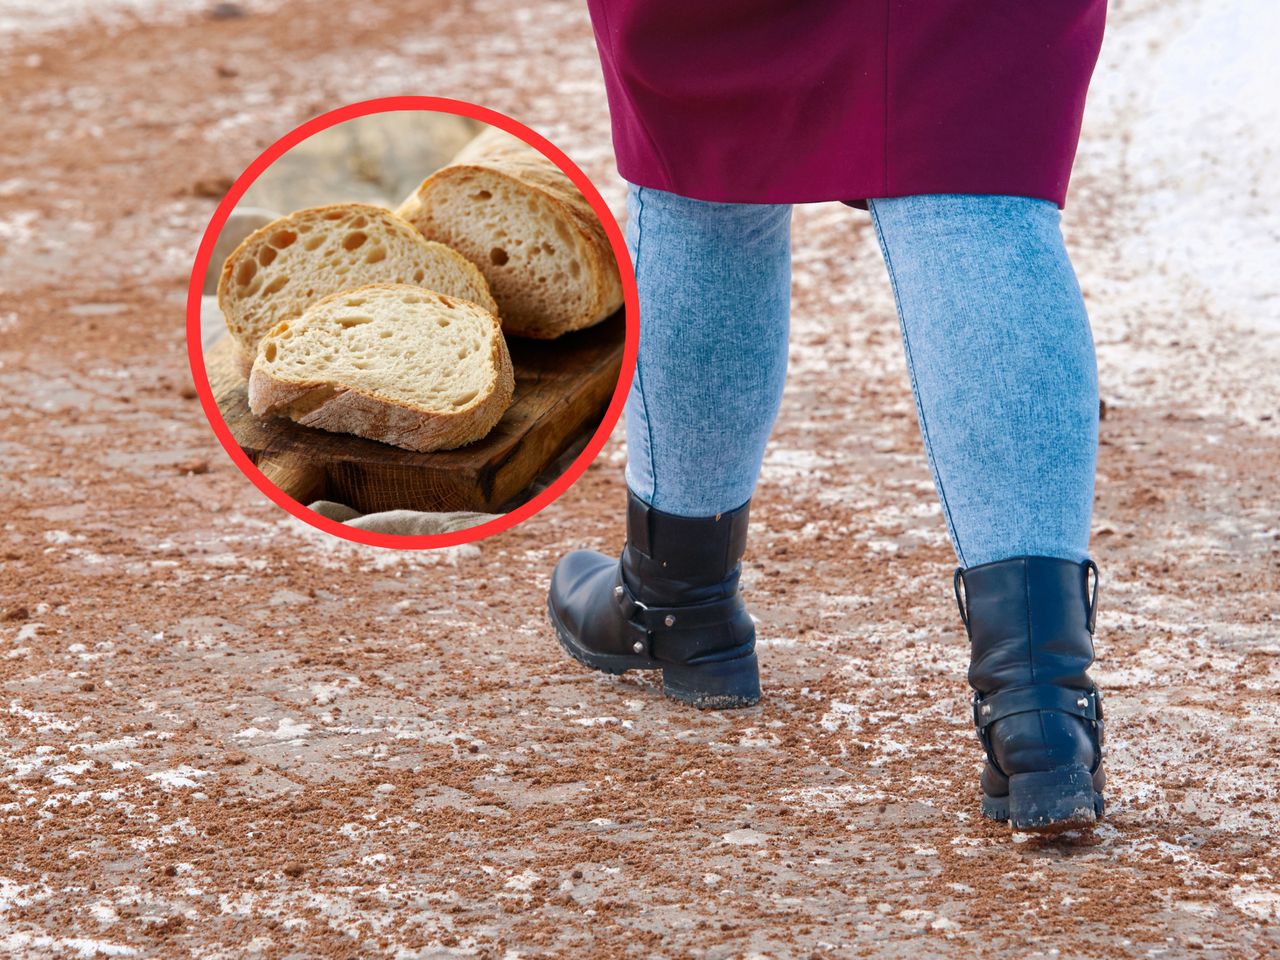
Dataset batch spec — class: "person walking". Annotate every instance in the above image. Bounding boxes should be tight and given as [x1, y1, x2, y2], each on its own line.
[548, 1, 1109, 832]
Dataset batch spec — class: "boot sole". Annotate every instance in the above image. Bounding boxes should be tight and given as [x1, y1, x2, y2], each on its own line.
[982, 764, 1105, 832]
[547, 598, 760, 710]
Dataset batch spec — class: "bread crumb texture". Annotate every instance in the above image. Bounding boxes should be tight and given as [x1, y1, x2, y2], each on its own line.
[247, 283, 514, 452]
[398, 129, 623, 339]
[217, 203, 498, 366]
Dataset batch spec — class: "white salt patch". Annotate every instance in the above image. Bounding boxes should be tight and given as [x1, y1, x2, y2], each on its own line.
[504, 870, 540, 891]
[73, 736, 142, 754]
[234, 717, 310, 741]
[778, 784, 888, 811]
[1231, 886, 1280, 922]
[0, 0, 281, 47]
[0, 210, 38, 246]
[66, 303, 127, 317]
[818, 700, 863, 733]
[310, 678, 360, 705]
[48, 760, 93, 786]
[901, 908, 939, 925]
[0, 877, 52, 910]
[869, 738, 911, 766]
[0, 933, 136, 958]
[737, 727, 780, 748]
[7, 701, 78, 733]
[146, 765, 210, 789]
[720, 828, 768, 846]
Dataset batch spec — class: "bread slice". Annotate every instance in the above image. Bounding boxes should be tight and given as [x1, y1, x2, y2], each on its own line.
[397, 128, 623, 339]
[247, 283, 514, 452]
[218, 203, 498, 372]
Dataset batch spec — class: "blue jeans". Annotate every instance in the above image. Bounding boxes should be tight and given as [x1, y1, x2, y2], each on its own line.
[624, 186, 1098, 569]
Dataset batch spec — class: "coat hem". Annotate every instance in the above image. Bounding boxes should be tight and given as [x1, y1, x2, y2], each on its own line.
[614, 158, 1070, 210]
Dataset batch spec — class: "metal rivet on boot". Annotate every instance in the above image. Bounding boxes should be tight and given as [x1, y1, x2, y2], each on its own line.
[664, 614, 675, 627]
[980, 704, 991, 716]
[1077, 697, 1089, 709]
[613, 585, 624, 599]
[632, 641, 644, 654]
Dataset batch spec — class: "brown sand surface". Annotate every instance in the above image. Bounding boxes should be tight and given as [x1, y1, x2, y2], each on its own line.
[0, 1, 1277, 957]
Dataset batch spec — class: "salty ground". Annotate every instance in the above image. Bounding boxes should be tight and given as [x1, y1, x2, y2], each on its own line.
[0, 0, 1277, 957]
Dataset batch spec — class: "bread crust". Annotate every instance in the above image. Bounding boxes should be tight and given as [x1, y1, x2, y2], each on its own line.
[397, 131, 623, 339]
[217, 202, 498, 369]
[247, 284, 514, 453]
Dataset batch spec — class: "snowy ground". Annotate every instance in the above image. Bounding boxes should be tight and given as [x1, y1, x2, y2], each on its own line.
[0, 0, 1276, 957]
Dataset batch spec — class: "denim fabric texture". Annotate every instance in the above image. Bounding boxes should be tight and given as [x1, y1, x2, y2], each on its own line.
[868, 194, 1098, 567]
[624, 184, 1098, 568]
[623, 185, 793, 517]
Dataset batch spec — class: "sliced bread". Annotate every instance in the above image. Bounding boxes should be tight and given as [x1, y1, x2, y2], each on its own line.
[397, 128, 623, 339]
[218, 202, 498, 372]
[247, 283, 514, 452]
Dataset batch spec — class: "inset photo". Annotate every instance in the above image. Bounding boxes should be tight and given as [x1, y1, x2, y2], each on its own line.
[187, 97, 636, 547]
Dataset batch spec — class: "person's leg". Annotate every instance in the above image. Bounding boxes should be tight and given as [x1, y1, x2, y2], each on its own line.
[868, 194, 1105, 831]
[867, 194, 1097, 568]
[624, 185, 793, 516]
[548, 185, 792, 709]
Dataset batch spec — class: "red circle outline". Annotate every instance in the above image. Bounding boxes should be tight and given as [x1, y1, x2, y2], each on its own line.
[186, 96, 638, 550]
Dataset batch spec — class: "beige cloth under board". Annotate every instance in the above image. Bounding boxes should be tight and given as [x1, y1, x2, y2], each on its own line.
[308, 501, 497, 535]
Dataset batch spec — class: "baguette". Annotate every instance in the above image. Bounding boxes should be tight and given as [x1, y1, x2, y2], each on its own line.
[397, 129, 623, 339]
[247, 283, 514, 452]
[218, 203, 498, 372]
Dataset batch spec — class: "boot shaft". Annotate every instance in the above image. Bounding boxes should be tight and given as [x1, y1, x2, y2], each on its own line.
[621, 492, 750, 605]
[957, 556, 1099, 695]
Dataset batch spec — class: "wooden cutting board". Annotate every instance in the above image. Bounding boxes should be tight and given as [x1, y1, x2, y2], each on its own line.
[205, 311, 625, 513]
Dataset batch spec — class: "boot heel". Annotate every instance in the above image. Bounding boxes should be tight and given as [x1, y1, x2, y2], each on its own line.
[1005, 764, 1101, 831]
[662, 652, 760, 710]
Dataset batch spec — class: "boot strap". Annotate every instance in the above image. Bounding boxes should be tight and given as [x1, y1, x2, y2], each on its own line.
[974, 684, 1101, 729]
[973, 685, 1105, 776]
[612, 574, 747, 659]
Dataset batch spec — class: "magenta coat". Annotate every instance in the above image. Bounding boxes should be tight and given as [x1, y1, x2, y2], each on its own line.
[587, 0, 1106, 207]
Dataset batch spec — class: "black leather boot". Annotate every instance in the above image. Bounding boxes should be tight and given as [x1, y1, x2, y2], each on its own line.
[546, 491, 760, 709]
[954, 556, 1106, 831]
